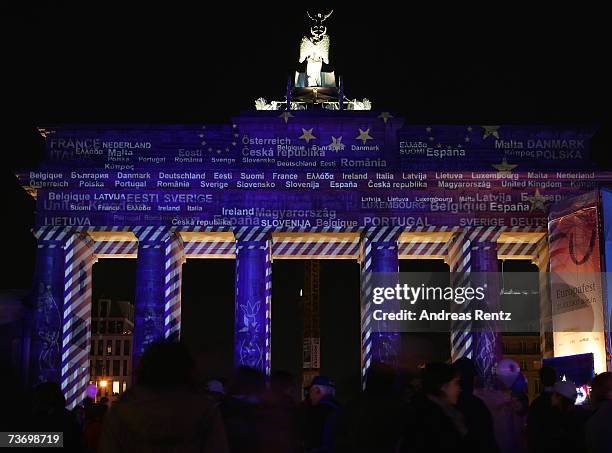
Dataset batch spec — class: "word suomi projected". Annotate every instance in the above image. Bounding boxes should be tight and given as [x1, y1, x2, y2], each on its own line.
[20, 116, 609, 230]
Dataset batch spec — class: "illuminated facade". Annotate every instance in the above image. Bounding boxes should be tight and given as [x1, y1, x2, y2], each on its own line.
[89, 298, 133, 399]
[501, 334, 542, 402]
[16, 11, 612, 408]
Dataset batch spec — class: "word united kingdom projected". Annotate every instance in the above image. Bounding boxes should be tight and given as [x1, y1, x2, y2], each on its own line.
[19, 111, 610, 229]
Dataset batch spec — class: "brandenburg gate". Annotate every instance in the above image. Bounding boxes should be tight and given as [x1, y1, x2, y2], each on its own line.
[17, 12, 612, 407]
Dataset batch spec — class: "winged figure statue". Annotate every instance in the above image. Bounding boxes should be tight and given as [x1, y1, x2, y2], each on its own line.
[299, 34, 330, 87]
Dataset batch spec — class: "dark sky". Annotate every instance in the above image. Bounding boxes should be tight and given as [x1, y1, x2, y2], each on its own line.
[1, 3, 609, 390]
[0, 1, 612, 288]
[1, 3, 610, 288]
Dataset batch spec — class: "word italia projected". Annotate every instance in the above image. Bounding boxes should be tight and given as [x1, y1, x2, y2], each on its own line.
[21, 113, 610, 229]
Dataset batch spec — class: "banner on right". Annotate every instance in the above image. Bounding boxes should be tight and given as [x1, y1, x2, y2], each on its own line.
[549, 190, 608, 374]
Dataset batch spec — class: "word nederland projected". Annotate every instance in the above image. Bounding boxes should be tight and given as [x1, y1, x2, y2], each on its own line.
[21, 114, 611, 229]
[19, 109, 612, 410]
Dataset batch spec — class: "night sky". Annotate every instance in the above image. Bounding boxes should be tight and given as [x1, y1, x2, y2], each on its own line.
[1, 3, 610, 394]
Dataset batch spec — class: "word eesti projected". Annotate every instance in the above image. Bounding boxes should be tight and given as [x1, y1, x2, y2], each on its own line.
[34, 183, 579, 229]
[27, 113, 609, 229]
[20, 170, 603, 191]
[43, 116, 390, 170]
[43, 118, 594, 171]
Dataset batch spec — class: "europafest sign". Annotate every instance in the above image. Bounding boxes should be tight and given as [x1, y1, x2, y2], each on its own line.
[548, 191, 608, 374]
[20, 112, 611, 229]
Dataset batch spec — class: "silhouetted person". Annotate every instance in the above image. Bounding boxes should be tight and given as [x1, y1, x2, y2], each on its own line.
[259, 370, 301, 453]
[220, 365, 267, 453]
[585, 372, 612, 453]
[545, 380, 586, 453]
[527, 365, 557, 452]
[201, 378, 226, 405]
[98, 340, 229, 452]
[334, 362, 404, 453]
[454, 357, 499, 452]
[400, 362, 467, 452]
[0, 366, 30, 431]
[31, 381, 84, 452]
[72, 403, 86, 430]
[270, 370, 297, 402]
[300, 375, 340, 453]
[511, 371, 530, 417]
[82, 397, 107, 453]
[476, 358, 527, 453]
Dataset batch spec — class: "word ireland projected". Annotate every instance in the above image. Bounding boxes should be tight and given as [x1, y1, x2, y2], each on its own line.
[19, 112, 611, 229]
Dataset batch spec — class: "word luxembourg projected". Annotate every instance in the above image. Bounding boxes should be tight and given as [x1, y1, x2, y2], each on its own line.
[21, 117, 610, 230]
[372, 284, 486, 305]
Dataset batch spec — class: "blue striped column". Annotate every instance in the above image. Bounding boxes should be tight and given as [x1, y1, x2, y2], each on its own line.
[360, 227, 402, 382]
[61, 232, 95, 408]
[470, 239, 502, 388]
[132, 227, 183, 370]
[30, 227, 72, 386]
[233, 227, 272, 374]
[534, 238, 553, 358]
[448, 230, 475, 362]
[164, 234, 185, 341]
[448, 229, 502, 387]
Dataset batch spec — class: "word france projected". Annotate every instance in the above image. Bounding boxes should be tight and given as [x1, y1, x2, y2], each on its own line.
[20, 116, 610, 229]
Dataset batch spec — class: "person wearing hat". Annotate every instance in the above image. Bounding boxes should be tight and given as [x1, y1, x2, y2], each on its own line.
[203, 379, 226, 404]
[300, 376, 340, 453]
[552, 380, 577, 407]
[400, 362, 469, 452]
[527, 366, 558, 452]
[474, 358, 528, 453]
[333, 362, 405, 453]
[454, 357, 500, 453]
[534, 380, 587, 453]
[585, 372, 612, 453]
[309, 376, 337, 405]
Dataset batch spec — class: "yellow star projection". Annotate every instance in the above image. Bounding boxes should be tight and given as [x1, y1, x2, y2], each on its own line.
[492, 158, 518, 173]
[278, 111, 294, 123]
[482, 125, 501, 140]
[355, 128, 373, 144]
[299, 128, 316, 143]
[377, 112, 393, 123]
[527, 189, 548, 212]
[328, 136, 344, 151]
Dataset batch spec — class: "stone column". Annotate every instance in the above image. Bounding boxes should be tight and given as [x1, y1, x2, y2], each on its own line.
[470, 239, 502, 388]
[233, 228, 272, 374]
[533, 237, 553, 358]
[163, 234, 185, 342]
[60, 232, 95, 408]
[447, 231, 475, 362]
[448, 231, 502, 388]
[30, 227, 71, 387]
[132, 228, 185, 371]
[360, 227, 401, 381]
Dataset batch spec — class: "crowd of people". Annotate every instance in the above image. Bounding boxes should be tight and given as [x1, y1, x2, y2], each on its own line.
[12, 340, 612, 452]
